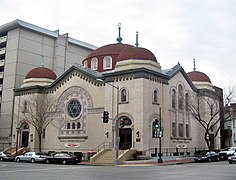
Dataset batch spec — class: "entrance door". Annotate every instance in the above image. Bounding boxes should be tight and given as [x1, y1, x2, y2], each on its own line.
[21, 131, 29, 147]
[119, 128, 132, 150]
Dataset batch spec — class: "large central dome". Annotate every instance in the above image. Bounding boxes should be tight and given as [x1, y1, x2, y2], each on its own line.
[117, 47, 157, 62]
[82, 43, 159, 72]
[85, 43, 134, 59]
[82, 26, 160, 72]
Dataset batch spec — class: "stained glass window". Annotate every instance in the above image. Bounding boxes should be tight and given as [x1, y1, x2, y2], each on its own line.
[67, 99, 81, 118]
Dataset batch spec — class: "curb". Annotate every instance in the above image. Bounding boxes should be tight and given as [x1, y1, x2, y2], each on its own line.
[79, 159, 194, 166]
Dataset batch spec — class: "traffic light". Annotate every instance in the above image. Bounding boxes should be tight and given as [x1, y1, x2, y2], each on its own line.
[103, 111, 109, 123]
[152, 119, 159, 129]
[159, 130, 163, 137]
[120, 119, 124, 128]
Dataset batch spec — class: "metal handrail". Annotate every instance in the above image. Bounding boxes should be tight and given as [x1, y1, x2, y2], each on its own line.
[120, 143, 129, 150]
[119, 143, 130, 154]
[93, 142, 111, 153]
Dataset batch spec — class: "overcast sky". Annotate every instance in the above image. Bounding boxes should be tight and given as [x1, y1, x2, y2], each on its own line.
[1, 0, 236, 89]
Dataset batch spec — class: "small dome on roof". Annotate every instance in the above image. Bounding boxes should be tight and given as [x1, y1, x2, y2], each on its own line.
[117, 47, 157, 62]
[26, 67, 57, 80]
[187, 71, 211, 83]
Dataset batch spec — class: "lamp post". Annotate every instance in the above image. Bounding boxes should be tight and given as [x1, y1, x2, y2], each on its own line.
[158, 107, 163, 163]
[15, 125, 20, 156]
[113, 84, 119, 166]
[97, 79, 120, 165]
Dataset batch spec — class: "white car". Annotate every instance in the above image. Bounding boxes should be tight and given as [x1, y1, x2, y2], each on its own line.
[15, 152, 49, 163]
[219, 147, 236, 160]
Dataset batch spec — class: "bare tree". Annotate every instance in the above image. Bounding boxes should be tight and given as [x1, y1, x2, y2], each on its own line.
[188, 87, 236, 151]
[20, 93, 59, 152]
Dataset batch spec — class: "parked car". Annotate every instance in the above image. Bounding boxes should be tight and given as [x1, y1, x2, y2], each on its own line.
[228, 153, 236, 164]
[0, 152, 15, 161]
[45, 153, 81, 164]
[219, 147, 236, 160]
[74, 152, 84, 161]
[15, 152, 49, 163]
[194, 151, 219, 162]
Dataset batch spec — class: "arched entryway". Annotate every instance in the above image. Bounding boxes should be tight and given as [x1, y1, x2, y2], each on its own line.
[119, 116, 132, 150]
[20, 123, 29, 147]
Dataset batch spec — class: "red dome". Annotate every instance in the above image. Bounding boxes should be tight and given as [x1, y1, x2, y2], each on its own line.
[187, 71, 211, 83]
[117, 47, 157, 62]
[26, 67, 57, 80]
[85, 43, 134, 59]
[82, 43, 135, 72]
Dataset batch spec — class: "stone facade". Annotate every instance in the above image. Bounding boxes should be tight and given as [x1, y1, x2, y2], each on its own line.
[12, 33, 222, 156]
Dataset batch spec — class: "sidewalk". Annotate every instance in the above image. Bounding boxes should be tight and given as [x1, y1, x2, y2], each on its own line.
[79, 156, 195, 166]
[121, 156, 194, 166]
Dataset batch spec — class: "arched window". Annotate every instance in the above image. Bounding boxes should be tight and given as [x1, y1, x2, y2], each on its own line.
[91, 58, 98, 70]
[172, 122, 177, 137]
[23, 101, 28, 112]
[172, 89, 176, 109]
[120, 88, 127, 102]
[178, 123, 183, 137]
[186, 124, 190, 137]
[83, 60, 88, 68]
[67, 123, 70, 129]
[77, 122, 81, 129]
[103, 56, 112, 69]
[119, 116, 132, 127]
[185, 93, 189, 110]
[72, 122, 75, 129]
[153, 89, 158, 104]
[178, 85, 183, 109]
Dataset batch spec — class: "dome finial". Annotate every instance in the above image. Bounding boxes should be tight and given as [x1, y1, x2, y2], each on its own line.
[193, 58, 196, 71]
[116, 23, 122, 44]
[41, 54, 44, 67]
[135, 31, 139, 47]
[41, 44, 44, 67]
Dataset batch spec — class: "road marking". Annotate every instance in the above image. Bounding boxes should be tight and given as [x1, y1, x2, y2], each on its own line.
[0, 164, 7, 167]
[0, 166, 86, 174]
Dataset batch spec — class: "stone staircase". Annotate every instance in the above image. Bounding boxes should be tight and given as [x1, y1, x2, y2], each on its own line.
[3, 147, 30, 156]
[90, 149, 136, 164]
[91, 149, 115, 164]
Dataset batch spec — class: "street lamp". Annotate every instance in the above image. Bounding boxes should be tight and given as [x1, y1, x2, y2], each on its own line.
[158, 107, 163, 163]
[15, 125, 20, 156]
[97, 79, 120, 165]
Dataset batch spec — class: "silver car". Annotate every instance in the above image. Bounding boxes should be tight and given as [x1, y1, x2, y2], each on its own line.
[0, 151, 15, 161]
[15, 152, 49, 163]
[228, 152, 236, 164]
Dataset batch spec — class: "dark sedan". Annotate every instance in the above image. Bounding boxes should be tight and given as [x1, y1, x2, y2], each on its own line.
[45, 153, 81, 165]
[194, 151, 219, 162]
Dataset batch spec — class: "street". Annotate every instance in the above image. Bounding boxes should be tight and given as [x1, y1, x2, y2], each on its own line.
[0, 161, 235, 180]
